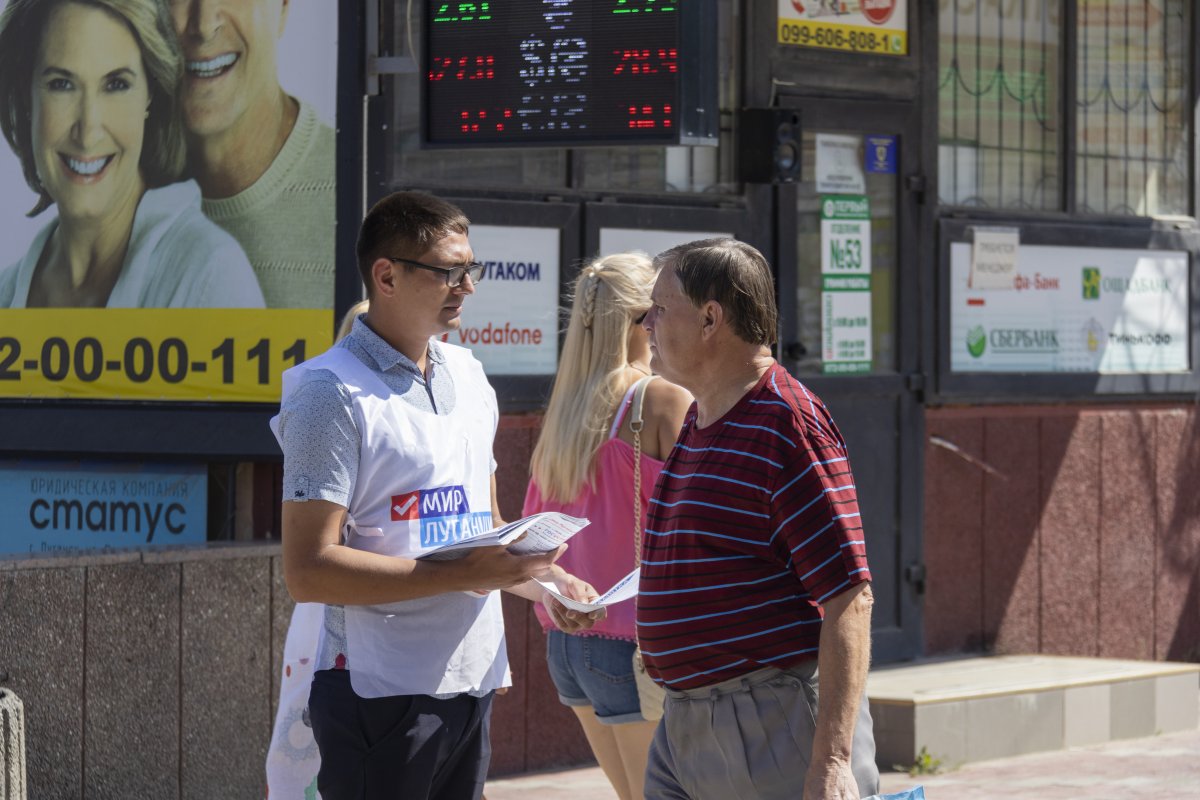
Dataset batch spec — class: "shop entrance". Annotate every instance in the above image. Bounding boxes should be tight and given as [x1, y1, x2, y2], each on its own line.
[775, 97, 925, 662]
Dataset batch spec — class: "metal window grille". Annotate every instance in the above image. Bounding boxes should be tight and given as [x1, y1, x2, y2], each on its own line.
[1076, 0, 1190, 216]
[938, 0, 1063, 210]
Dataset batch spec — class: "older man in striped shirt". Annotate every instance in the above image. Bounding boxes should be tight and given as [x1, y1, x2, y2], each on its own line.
[637, 238, 879, 800]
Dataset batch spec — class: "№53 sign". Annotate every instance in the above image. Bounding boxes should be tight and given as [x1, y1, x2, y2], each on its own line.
[820, 195, 872, 374]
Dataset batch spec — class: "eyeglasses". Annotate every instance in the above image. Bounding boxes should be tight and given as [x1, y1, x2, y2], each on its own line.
[389, 257, 485, 287]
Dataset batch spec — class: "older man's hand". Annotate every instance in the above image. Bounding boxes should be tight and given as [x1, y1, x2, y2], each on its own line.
[803, 756, 860, 800]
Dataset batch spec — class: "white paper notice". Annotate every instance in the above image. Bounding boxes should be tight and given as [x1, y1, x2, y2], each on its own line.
[539, 567, 641, 613]
[969, 229, 1020, 290]
[815, 134, 866, 194]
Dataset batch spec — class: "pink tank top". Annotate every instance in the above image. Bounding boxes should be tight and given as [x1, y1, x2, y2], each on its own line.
[524, 383, 665, 641]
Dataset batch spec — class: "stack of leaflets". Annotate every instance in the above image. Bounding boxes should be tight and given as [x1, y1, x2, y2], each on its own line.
[419, 511, 589, 561]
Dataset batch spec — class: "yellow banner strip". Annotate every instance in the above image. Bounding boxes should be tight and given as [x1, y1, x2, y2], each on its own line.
[0, 309, 332, 403]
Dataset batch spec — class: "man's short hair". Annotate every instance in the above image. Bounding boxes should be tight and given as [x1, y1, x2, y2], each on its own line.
[355, 192, 470, 295]
[655, 238, 778, 346]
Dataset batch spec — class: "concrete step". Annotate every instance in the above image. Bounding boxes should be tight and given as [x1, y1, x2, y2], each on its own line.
[866, 654, 1200, 770]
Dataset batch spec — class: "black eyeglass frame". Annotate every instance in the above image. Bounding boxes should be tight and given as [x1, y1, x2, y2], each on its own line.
[388, 257, 486, 287]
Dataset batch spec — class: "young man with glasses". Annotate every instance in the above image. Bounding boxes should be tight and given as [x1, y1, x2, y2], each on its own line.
[272, 191, 600, 799]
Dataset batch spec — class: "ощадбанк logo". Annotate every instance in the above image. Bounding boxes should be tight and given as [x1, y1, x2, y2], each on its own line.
[1082, 267, 1101, 300]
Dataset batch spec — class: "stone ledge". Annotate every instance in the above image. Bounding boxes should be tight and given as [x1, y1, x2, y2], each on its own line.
[868, 654, 1200, 705]
[867, 655, 1200, 769]
[0, 541, 281, 571]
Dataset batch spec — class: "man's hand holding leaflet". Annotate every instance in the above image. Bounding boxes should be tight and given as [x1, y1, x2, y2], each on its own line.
[418, 511, 589, 560]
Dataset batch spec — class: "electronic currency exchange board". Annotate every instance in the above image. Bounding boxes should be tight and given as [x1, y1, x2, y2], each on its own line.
[424, 0, 717, 147]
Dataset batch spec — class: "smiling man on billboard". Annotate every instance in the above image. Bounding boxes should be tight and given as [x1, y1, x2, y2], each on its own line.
[171, 0, 335, 310]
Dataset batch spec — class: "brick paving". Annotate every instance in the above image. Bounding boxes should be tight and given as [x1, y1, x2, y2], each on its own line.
[484, 726, 1200, 800]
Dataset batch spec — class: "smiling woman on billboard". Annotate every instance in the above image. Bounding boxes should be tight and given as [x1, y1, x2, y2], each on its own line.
[0, 0, 264, 308]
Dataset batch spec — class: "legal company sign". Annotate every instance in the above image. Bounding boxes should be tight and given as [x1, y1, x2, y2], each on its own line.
[0, 461, 207, 555]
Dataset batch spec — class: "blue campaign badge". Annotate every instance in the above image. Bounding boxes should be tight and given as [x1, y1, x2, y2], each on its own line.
[865, 134, 897, 174]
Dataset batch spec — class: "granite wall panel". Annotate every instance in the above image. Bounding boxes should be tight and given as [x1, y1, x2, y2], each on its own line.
[84, 561, 181, 799]
[1098, 412, 1156, 660]
[490, 594, 530, 775]
[1154, 409, 1200, 662]
[923, 416, 984, 654]
[180, 557, 271, 799]
[1038, 414, 1101, 656]
[982, 416, 1041, 654]
[924, 404, 1198, 665]
[0, 566, 85, 800]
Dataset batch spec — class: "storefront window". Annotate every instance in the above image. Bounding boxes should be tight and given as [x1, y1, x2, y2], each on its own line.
[938, 0, 1062, 210]
[1076, 0, 1191, 216]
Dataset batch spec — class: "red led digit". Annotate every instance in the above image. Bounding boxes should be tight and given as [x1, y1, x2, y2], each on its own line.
[612, 47, 677, 77]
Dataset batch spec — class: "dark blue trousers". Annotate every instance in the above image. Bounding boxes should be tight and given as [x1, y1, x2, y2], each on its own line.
[308, 669, 494, 800]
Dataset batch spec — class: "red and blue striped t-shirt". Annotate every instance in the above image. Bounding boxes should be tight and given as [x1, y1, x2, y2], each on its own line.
[636, 363, 871, 690]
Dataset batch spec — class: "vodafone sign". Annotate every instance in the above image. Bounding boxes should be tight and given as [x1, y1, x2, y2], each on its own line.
[862, 0, 897, 25]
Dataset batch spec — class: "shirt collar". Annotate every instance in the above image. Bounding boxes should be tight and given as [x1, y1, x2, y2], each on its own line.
[348, 315, 445, 377]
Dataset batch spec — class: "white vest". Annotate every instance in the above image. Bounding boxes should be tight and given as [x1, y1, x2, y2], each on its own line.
[274, 343, 508, 698]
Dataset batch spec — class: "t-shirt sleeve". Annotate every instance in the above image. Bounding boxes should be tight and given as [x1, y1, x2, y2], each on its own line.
[277, 370, 358, 507]
[769, 417, 871, 605]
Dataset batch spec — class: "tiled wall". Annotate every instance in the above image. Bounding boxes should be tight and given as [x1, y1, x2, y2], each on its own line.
[0, 545, 279, 799]
[0, 416, 592, 798]
[924, 404, 1200, 662]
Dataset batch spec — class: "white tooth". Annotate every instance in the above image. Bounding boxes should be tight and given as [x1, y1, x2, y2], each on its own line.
[186, 53, 237, 76]
[67, 157, 107, 175]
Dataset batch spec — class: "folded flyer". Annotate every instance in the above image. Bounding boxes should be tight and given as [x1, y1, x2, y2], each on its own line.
[538, 566, 640, 613]
[420, 511, 589, 561]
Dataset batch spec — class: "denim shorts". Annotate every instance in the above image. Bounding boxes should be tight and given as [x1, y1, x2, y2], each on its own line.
[545, 630, 644, 725]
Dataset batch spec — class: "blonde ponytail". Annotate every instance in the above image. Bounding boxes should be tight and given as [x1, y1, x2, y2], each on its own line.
[530, 253, 656, 503]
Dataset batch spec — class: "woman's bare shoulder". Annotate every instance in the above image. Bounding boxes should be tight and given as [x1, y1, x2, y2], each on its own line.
[644, 376, 693, 427]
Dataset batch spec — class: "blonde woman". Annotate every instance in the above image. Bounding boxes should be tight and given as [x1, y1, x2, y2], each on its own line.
[523, 252, 691, 800]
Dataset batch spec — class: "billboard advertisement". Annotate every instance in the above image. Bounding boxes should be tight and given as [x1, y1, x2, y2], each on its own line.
[0, 0, 336, 402]
[950, 242, 1189, 374]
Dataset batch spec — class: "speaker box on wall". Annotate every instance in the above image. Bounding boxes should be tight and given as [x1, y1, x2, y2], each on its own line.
[738, 108, 802, 184]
